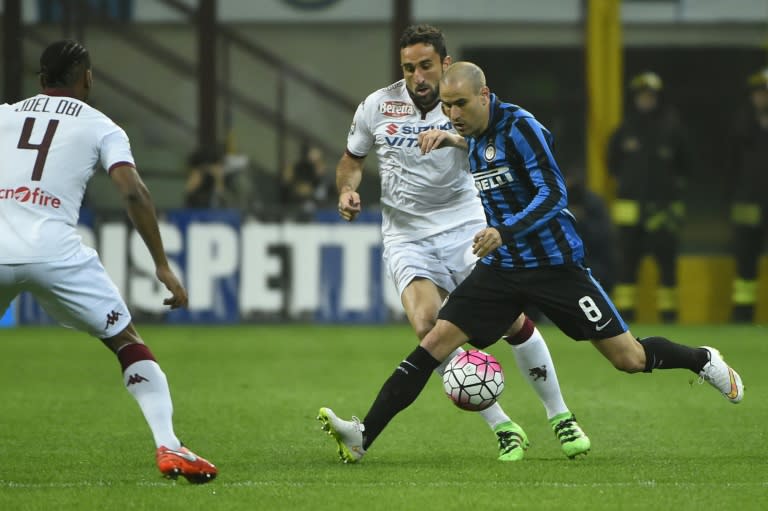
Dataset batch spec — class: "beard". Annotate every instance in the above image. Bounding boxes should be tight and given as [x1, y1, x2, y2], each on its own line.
[408, 85, 439, 111]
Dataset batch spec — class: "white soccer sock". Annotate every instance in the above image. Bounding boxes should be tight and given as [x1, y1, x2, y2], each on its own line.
[123, 360, 181, 449]
[434, 347, 464, 376]
[434, 347, 511, 430]
[511, 327, 569, 420]
[478, 401, 513, 431]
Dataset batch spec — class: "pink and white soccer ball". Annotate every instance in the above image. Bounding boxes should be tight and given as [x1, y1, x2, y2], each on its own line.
[442, 349, 504, 411]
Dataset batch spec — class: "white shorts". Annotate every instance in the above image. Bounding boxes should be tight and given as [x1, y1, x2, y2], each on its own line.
[383, 221, 485, 297]
[0, 245, 132, 338]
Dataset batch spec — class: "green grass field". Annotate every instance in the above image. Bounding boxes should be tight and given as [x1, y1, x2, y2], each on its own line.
[0, 324, 765, 510]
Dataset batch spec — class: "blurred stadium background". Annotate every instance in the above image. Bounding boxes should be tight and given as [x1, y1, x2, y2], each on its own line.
[1, 0, 767, 326]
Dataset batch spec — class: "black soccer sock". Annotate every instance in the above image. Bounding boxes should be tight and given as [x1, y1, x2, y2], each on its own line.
[362, 346, 440, 450]
[638, 336, 709, 373]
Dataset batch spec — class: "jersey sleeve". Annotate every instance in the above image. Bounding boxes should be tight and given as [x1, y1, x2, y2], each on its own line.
[345, 100, 374, 158]
[99, 126, 135, 174]
[497, 116, 568, 243]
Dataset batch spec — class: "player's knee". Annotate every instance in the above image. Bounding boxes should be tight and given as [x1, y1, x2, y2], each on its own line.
[502, 314, 532, 345]
[412, 318, 437, 341]
[102, 323, 144, 353]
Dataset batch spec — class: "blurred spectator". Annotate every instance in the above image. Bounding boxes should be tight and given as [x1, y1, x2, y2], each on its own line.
[607, 71, 693, 323]
[184, 145, 231, 208]
[567, 168, 617, 294]
[726, 68, 768, 322]
[281, 142, 334, 219]
[222, 151, 253, 211]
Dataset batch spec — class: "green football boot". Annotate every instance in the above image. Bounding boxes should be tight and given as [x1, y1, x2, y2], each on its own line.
[550, 412, 590, 459]
[494, 421, 530, 461]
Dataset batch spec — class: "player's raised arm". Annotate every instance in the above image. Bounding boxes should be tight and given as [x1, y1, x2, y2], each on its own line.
[336, 151, 364, 221]
[110, 164, 188, 309]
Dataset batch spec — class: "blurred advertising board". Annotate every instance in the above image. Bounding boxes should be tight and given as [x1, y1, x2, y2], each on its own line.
[17, 209, 401, 325]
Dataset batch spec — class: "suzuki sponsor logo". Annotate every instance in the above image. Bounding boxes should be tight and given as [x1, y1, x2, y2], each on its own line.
[0, 186, 61, 208]
[384, 121, 453, 148]
[399, 121, 452, 134]
[379, 101, 414, 117]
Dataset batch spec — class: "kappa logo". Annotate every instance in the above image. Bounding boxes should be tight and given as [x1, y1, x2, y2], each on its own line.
[105, 310, 122, 329]
[379, 101, 414, 117]
[529, 365, 548, 381]
[126, 373, 149, 386]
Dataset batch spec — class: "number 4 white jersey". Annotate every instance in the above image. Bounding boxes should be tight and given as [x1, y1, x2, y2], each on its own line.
[347, 80, 485, 244]
[0, 94, 134, 263]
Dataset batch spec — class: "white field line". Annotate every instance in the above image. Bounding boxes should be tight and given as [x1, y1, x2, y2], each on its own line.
[1, 480, 766, 490]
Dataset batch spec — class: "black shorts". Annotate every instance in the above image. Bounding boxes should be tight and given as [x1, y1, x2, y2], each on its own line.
[438, 263, 628, 348]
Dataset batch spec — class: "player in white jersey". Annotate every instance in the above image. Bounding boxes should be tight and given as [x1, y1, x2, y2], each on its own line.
[0, 40, 216, 483]
[318, 25, 590, 462]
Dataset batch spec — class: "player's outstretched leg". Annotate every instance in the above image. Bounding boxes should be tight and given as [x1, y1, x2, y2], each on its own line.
[156, 445, 218, 484]
[505, 316, 590, 459]
[437, 347, 528, 461]
[317, 407, 366, 463]
[111, 335, 218, 483]
[697, 346, 744, 403]
[636, 337, 744, 403]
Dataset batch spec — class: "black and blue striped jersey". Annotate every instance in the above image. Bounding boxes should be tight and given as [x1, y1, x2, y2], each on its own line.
[466, 94, 585, 269]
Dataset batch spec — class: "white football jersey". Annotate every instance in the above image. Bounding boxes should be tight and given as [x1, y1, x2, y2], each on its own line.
[347, 80, 485, 243]
[0, 94, 134, 263]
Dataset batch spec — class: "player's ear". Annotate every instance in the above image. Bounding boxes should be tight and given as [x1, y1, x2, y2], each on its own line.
[480, 86, 490, 105]
[442, 55, 452, 70]
[85, 69, 93, 90]
[39, 73, 46, 90]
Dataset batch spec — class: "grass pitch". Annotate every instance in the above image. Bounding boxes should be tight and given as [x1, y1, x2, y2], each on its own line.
[0, 324, 765, 510]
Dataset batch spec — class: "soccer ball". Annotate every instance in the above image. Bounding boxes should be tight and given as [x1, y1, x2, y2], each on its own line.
[442, 349, 504, 411]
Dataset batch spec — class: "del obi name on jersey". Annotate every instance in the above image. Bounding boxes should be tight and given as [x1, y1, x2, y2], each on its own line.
[14, 96, 83, 117]
[384, 120, 453, 148]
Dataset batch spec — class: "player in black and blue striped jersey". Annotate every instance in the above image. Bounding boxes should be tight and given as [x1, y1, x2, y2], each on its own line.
[463, 101, 583, 270]
[316, 61, 744, 463]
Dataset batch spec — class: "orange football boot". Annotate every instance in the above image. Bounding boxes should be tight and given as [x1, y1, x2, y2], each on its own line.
[156, 445, 218, 484]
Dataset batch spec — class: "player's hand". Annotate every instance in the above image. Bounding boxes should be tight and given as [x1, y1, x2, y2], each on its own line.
[418, 129, 462, 154]
[472, 227, 502, 257]
[338, 190, 362, 222]
[156, 265, 189, 309]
